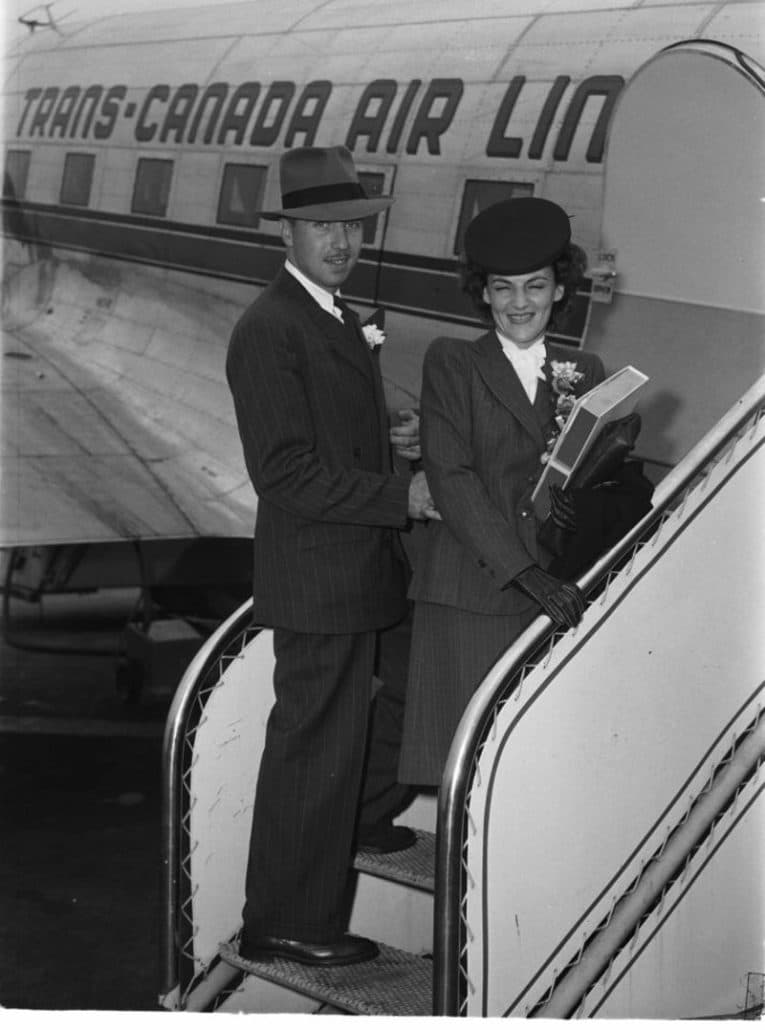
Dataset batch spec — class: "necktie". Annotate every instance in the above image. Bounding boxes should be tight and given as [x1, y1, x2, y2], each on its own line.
[333, 295, 349, 323]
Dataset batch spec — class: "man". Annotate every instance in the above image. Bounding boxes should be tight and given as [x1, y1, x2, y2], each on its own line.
[226, 145, 437, 968]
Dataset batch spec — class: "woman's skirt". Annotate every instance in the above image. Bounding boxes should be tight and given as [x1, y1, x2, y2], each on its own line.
[398, 600, 535, 787]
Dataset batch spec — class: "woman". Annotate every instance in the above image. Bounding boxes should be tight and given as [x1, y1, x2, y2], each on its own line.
[398, 197, 605, 787]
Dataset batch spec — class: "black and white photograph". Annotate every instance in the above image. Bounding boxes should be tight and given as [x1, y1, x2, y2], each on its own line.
[1, 0, 764, 1021]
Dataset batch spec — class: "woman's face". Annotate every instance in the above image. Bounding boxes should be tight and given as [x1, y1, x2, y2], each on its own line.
[482, 266, 564, 347]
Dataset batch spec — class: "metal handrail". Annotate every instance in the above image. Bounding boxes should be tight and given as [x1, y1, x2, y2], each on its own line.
[160, 597, 255, 1003]
[433, 373, 765, 1015]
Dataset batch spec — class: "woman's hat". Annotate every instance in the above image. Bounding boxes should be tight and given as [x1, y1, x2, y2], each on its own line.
[261, 146, 394, 221]
[464, 197, 571, 274]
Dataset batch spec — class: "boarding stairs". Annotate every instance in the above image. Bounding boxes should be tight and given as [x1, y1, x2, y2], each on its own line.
[160, 375, 765, 1017]
[219, 834, 436, 1015]
[161, 615, 441, 1016]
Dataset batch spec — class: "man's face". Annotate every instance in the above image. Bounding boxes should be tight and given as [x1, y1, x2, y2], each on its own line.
[282, 218, 364, 291]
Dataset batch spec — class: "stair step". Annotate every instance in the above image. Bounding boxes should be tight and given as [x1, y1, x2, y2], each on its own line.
[353, 828, 435, 891]
[219, 940, 432, 1016]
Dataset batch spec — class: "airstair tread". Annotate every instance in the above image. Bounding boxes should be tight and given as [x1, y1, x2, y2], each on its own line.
[353, 828, 435, 891]
[219, 939, 432, 1016]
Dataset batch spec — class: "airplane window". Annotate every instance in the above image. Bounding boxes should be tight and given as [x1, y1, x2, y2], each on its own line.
[217, 163, 268, 229]
[3, 150, 31, 201]
[132, 158, 174, 217]
[60, 153, 95, 207]
[356, 171, 386, 246]
[454, 179, 534, 256]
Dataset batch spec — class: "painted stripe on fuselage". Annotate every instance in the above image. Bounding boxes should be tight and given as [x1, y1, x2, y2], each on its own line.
[1, 198, 590, 345]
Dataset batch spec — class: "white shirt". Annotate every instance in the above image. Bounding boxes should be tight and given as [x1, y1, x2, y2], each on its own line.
[284, 259, 344, 322]
[495, 330, 547, 404]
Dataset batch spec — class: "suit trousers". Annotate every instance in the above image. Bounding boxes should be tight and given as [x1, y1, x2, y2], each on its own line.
[242, 612, 412, 941]
[359, 605, 416, 828]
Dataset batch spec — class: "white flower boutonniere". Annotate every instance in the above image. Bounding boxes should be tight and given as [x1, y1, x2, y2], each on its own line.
[362, 324, 386, 351]
[541, 360, 585, 464]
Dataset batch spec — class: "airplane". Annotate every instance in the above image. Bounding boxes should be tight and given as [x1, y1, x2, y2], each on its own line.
[0, 6, 761, 626]
[2, 0, 763, 534]
[2, 0, 763, 686]
[1, 0, 764, 1015]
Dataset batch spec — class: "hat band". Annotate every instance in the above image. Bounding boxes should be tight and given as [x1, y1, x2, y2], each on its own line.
[281, 181, 367, 210]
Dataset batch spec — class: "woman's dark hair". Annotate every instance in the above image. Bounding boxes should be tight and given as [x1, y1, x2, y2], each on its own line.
[459, 241, 588, 330]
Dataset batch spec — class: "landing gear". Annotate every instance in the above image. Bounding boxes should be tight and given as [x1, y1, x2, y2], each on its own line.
[116, 615, 204, 706]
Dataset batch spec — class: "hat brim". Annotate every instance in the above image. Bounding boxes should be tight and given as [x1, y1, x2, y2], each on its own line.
[261, 196, 394, 221]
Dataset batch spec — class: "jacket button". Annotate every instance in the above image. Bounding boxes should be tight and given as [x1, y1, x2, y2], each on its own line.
[519, 509, 530, 518]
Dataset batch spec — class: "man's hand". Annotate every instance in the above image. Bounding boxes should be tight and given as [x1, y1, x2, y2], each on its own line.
[390, 409, 421, 461]
[408, 470, 441, 521]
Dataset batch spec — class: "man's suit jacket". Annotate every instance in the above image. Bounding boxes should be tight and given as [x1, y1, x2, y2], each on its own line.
[409, 331, 605, 615]
[226, 268, 410, 634]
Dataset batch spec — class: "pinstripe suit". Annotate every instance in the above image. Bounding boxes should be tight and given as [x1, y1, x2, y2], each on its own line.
[226, 267, 412, 939]
[399, 331, 604, 785]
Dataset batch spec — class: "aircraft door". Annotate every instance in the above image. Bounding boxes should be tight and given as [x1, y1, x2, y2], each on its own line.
[601, 42, 764, 313]
[587, 41, 765, 471]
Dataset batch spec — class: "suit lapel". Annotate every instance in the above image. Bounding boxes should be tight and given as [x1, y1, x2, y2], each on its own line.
[274, 270, 390, 469]
[333, 301, 377, 386]
[471, 331, 545, 447]
[343, 304, 391, 471]
[275, 269, 374, 385]
[537, 342, 595, 445]
[534, 357, 557, 443]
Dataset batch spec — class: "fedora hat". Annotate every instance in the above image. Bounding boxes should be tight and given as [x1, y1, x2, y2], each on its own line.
[261, 146, 394, 221]
[464, 197, 571, 274]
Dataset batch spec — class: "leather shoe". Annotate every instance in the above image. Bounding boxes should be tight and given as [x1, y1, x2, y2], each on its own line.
[239, 931, 379, 966]
[357, 822, 416, 854]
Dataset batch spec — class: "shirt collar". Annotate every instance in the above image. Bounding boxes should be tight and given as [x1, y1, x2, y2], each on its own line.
[495, 331, 547, 404]
[284, 259, 340, 319]
[495, 329, 546, 360]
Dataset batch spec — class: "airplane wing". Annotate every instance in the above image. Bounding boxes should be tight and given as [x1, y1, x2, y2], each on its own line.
[1, 266, 257, 547]
[0, 255, 438, 550]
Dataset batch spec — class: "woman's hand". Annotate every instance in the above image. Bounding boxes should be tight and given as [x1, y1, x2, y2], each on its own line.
[549, 484, 576, 532]
[513, 565, 584, 628]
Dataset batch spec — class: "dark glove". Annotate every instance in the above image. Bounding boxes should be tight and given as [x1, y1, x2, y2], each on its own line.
[514, 565, 585, 629]
[537, 483, 577, 557]
[549, 483, 576, 533]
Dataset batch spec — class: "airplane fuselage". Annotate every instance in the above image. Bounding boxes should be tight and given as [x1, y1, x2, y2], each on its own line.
[2, 0, 764, 547]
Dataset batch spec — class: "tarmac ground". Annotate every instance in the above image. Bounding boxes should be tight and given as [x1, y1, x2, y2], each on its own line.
[0, 587, 173, 1014]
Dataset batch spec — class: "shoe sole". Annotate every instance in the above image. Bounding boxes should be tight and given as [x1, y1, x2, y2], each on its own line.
[240, 946, 379, 967]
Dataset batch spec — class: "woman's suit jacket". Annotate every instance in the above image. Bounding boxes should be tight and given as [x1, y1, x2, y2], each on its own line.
[409, 331, 605, 615]
[226, 267, 410, 634]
